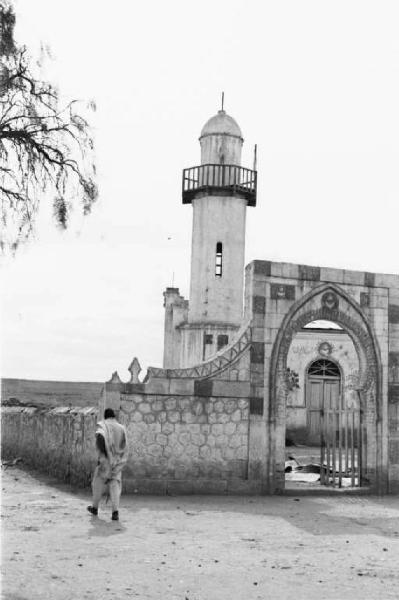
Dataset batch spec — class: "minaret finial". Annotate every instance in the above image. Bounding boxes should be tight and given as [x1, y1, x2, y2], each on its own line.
[221, 91, 224, 112]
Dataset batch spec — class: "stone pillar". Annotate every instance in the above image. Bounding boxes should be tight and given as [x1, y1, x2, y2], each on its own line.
[102, 371, 123, 418]
[163, 288, 188, 368]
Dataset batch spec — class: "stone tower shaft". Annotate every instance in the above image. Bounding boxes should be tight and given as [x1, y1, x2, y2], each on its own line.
[182, 109, 257, 329]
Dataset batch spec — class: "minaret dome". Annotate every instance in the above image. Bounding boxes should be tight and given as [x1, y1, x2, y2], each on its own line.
[199, 109, 243, 166]
[200, 109, 243, 138]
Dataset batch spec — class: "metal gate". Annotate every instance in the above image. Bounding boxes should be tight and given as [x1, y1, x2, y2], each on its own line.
[320, 407, 367, 488]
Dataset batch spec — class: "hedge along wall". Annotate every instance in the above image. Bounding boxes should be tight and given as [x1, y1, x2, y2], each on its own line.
[1, 406, 98, 487]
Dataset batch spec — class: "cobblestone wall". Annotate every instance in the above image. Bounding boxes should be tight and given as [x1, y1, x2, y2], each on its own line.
[1, 406, 97, 487]
[1, 393, 250, 494]
[119, 395, 249, 492]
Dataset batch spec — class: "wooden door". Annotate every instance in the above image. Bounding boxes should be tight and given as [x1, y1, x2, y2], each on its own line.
[307, 378, 323, 443]
[324, 379, 340, 410]
[306, 377, 340, 444]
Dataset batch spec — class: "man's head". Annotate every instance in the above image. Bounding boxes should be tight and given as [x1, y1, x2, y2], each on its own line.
[104, 408, 116, 420]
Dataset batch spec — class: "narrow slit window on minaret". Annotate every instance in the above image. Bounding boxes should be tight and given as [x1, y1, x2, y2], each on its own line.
[215, 242, 223, 277]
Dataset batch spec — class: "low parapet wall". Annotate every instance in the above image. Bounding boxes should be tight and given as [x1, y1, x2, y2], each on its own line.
[1, 391, 254, 494]
[1, 406, 98, 488]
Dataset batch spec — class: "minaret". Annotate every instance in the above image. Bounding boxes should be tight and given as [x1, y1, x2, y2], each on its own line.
[179, 105, 257, 365]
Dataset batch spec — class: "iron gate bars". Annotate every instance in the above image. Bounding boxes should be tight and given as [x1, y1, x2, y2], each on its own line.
[320, 408, 367, 488]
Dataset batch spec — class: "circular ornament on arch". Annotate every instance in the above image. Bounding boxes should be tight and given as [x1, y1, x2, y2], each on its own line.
[318, 341, 333, 357]
[321, 291, 339, 311]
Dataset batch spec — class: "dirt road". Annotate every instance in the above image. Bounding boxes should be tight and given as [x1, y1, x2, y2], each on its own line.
[1, 467, 399, 600]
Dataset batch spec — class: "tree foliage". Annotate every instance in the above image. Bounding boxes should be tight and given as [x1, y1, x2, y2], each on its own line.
[0, 1, 98, 251]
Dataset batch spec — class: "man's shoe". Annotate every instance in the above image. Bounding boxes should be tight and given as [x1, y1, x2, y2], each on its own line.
[111, 511, 119, 521]
[87, 505, 98, 516]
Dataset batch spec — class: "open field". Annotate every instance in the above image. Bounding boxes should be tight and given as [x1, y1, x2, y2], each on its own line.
[1, 378, 102, 408]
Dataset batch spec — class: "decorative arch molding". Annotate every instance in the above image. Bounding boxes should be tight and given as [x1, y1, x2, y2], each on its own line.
[268, 282, 385, 492]
[146, 321, 252, 381]
[270, 283, 382, 400]
[279, 307, 374, 390]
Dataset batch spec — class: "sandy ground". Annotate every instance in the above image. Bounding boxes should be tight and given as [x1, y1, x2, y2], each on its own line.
[1, 467, 399, 600]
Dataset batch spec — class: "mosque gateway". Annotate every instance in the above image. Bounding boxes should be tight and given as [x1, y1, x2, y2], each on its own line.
[149, 107, 399, 494]
[4, 108, 399, 495]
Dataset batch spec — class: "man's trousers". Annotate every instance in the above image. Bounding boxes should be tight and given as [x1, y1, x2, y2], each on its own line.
[91, 466, 121, 513]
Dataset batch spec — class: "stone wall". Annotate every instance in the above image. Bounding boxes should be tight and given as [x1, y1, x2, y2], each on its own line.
[1, 392, 251, 495]
[1, 406, 98, 487]
[102, 329, 254, 493]
[118, 394, 249, 494]
[1, 327, 254, 494]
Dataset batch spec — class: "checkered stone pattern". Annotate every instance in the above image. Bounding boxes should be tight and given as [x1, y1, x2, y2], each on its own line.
[250, 294, 266, 415]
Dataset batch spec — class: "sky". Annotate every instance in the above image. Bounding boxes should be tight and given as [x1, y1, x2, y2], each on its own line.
[1, 0, 399, 382]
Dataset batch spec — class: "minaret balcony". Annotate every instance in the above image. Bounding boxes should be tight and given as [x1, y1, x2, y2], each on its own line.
[182, 164, 257, 206]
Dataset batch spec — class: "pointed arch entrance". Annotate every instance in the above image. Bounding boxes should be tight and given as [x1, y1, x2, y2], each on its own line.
[269, 283, 385, 493]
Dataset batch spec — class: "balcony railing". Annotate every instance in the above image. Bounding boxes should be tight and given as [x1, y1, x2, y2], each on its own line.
[182, 164, 257, 206]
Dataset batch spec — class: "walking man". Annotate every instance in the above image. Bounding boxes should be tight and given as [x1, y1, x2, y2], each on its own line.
[87, 408, 128, 521]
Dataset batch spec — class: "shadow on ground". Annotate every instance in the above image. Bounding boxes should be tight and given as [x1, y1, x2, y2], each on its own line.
[5, 465, 399, 541]
[87, 516, 127, 537]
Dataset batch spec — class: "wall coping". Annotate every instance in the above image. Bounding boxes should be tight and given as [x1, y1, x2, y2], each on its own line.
[1, 405, 98, 415]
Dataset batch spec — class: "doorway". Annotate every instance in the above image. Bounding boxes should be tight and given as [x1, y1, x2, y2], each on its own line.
[269, 284, 383, 493]
[306, 358, 341, 444]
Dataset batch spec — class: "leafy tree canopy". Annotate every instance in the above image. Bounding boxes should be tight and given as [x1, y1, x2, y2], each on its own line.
[0, 1, 98, 252]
